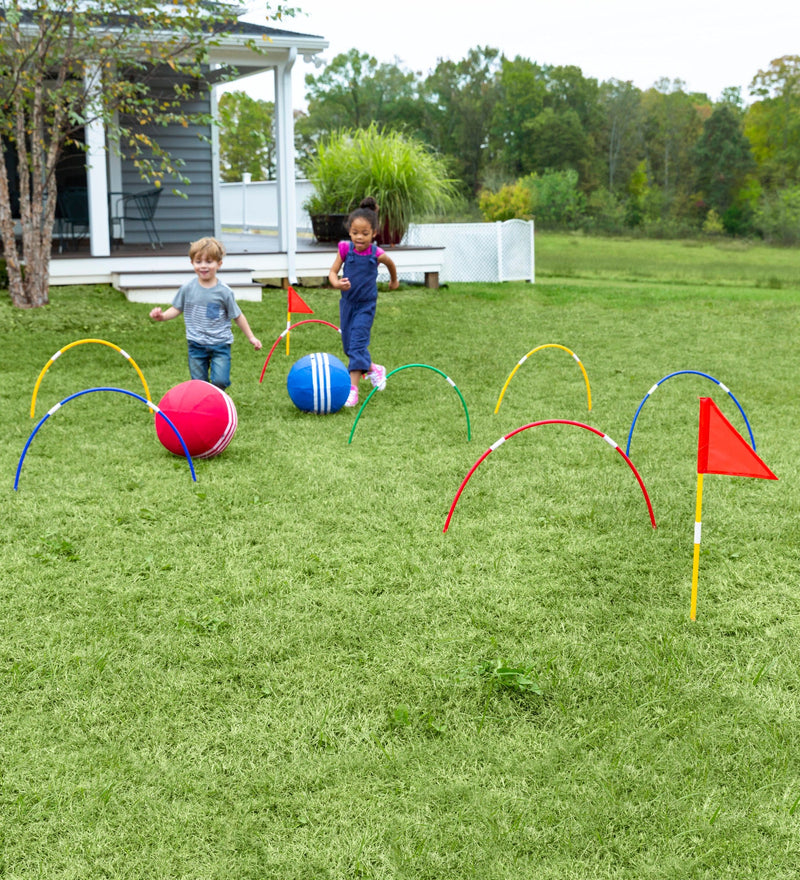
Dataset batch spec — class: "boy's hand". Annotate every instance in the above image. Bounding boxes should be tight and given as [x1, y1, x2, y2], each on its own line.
[149, 307, 164, 320]
[250, 337, 263, 351]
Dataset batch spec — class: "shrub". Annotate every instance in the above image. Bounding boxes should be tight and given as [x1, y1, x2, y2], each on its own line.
[478, 182, 532, 221]
[522, 169, 585, 229]
[754, 186, 800, 245]
[702, 209, 725, 235]
[584, 187, 627, 235]
[722, 203, 755, 237]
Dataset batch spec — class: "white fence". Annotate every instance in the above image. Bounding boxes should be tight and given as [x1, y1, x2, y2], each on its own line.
[403, 220, 534, 284]
[219, 180, 535, 284]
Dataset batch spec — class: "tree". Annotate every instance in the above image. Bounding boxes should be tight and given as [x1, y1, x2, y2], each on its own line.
[541, 64, 603, 187]
[525, 107, 590, 174]
[543, 64, 601, 131]
[599, 79, 642, 193]
[420, 47, 501, 194]
[218, 91, 275, 181]
[746, 55, 800, 188]
[488, 55, 546, 178]
[0, 0, 287, 308]
[693, 104, 755, 220]
[641, 79, 710, 217]
[300, 49, 422, 141]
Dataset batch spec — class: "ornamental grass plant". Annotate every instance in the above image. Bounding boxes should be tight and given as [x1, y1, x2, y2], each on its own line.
[2, 236, 800, 878]
[304, 124, 458, 243]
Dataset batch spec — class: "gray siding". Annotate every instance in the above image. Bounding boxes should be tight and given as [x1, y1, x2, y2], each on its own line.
[118, 69, 215, 247]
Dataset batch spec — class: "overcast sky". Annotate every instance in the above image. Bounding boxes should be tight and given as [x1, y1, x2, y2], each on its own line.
[231, 0, 799, 107]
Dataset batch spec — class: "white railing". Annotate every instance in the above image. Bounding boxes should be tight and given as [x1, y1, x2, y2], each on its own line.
[219, 178, 315, 232]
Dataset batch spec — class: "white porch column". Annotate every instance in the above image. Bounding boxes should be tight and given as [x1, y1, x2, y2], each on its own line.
[84, 62, 110, 257]
[274, 48, 297, 283]
[210, 72, 223, 239]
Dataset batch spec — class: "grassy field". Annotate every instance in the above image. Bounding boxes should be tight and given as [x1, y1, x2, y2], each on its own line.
[535, 232, 800, 290]
[2, 237, 800, 878]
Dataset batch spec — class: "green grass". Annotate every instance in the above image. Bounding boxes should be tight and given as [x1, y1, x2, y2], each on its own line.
[2, 239, 800, 878]
[536, 231, 800, 290]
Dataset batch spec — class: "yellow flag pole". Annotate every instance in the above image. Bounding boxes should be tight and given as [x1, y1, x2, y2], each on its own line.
[286, 311, 291, 356]
[690, 472, 704, 621]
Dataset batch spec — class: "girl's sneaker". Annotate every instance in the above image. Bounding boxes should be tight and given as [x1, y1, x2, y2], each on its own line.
[344, 385, 359, 407]
[365, 363, 387, 391]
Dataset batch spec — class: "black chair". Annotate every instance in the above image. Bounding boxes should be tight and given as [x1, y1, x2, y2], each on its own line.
[56, 187, 90, 253]
[110, 188, 163, 248]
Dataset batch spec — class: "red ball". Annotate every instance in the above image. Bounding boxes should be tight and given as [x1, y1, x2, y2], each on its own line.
[155, 380, 237, 459]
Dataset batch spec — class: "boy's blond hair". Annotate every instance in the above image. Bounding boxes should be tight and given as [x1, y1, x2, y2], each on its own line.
[189, 237, 226, 262]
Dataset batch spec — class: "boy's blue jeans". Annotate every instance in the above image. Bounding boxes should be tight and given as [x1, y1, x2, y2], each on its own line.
[187, 341, 232, 389]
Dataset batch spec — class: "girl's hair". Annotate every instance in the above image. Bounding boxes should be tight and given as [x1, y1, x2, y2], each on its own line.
[189, 236, 226, 262]
[347, 197, 379, 232]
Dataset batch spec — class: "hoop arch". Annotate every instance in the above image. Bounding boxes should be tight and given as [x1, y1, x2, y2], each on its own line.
[15, 387, 196, 491]
[625, 370, 755, 457]
[348, 364, 471, 444]
[30, 338, 152, 418]
[494, 344, 592, 414]
[443, 420, 656, 533]
[259, 320, 342, 382]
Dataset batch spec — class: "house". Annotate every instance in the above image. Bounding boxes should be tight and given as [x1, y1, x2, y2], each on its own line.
[49, 17, 328, 298]
[46, 15, 445, 298]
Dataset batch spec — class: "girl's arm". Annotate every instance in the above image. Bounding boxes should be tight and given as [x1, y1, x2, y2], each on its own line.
[379, 253, 399, 290]
[328, 254, 350, 290]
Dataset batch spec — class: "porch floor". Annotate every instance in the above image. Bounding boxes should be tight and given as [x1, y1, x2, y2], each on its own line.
[47, 230, 445, 298]
[50, 230, 337, 260]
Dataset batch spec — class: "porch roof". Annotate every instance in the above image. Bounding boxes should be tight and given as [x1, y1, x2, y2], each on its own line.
[207, 19, 328, 73]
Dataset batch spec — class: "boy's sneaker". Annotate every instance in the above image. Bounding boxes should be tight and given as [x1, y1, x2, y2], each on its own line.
[365, 363, 387, 391]
[344, 385, 359, 407]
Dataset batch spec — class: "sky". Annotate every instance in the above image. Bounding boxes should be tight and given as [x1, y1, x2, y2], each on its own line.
[230, 0, 799, 108]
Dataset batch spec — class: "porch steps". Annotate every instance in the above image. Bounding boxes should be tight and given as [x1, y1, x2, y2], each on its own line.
[111, 270, 263, 304]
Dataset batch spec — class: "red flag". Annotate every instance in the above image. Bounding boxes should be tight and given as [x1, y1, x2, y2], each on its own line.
[287, 286, 313, 315]
[697, 397, 777, 479]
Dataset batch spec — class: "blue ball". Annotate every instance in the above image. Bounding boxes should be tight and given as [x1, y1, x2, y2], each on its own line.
[287, 352, 350, 414]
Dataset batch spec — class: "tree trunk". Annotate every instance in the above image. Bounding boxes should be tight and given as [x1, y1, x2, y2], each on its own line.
[0, 168, 30, 307]
[20, 229, 52, 307]
[1, 198, 54, 308]
[2, 79, 60, 307]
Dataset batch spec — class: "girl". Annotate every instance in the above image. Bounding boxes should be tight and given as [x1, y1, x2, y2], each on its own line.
[328, 197, 399, 407]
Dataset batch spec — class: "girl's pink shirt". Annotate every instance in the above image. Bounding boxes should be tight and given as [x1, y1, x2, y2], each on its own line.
[338, 241, 385, 260]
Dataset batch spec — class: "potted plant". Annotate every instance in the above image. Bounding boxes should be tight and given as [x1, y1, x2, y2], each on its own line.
[304, 124, 458, 245]
[303, 187, 350, 244]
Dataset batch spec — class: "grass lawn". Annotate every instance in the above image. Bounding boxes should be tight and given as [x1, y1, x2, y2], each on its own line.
[2, 237, 799, 878]
[535, 231, 800, 290]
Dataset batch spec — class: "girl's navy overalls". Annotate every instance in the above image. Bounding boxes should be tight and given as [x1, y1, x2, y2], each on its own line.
[339, 242, 379, 373]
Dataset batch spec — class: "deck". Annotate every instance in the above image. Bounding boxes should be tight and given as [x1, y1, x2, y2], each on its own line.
[48, 231, 445, 301]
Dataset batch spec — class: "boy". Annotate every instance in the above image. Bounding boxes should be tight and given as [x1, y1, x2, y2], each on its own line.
[150, 237, 262, 390]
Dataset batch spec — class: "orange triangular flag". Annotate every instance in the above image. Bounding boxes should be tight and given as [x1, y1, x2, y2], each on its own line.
[288, 285, 313, 315]
[697, 397, 777, 479]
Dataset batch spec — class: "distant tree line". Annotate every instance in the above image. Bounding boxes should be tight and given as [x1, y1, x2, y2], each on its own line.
[219, 49, 800, 243]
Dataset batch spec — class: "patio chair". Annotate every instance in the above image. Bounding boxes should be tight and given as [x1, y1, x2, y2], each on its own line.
[110, 188, 163, 249]
[56, 186, 90, 253]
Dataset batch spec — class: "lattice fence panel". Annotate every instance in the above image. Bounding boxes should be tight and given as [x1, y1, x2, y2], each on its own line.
[387, 220, 534, 284]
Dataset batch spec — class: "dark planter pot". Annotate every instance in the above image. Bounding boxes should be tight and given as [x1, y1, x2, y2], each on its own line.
[376, 218, 406, 247]
[311, 214, 348, 243]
